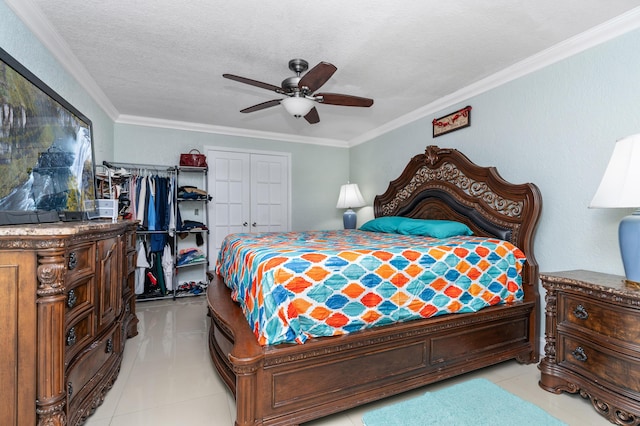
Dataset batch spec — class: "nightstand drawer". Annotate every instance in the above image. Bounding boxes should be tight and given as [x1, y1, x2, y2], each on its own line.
[559, 334, 640, 394]
[558, 293, 640, 344]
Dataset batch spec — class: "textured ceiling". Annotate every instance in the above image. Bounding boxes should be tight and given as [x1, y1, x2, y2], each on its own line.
[9, 1, 640, 145]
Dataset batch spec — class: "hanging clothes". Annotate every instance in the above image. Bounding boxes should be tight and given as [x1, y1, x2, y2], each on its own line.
[167, 174, 175, 236]
[156, 255, 166, 295]
[135, 239, 150, 295]
[150, 175, 169, 252]
[128, 175, 137, 222]
[162, 243, 173, 291]
[147, 176, 156, 232]
[136, 176, 147, 226]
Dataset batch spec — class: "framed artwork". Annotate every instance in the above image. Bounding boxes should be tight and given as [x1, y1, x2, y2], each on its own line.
[432, 105, 472, 137]
[0, 47, 97, 223]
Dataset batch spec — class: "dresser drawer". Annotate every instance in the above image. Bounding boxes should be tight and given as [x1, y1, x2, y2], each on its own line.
[558, 293, 640, 344]
[66, 243, 95, 281]
[65, 308, 95, 363]
[559, 334, 640, 394]
[65, 277, 95, 323]
[66, 324, 121, 423]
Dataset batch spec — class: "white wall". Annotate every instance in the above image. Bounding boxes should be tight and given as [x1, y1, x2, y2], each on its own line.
[352, 27, 640, 279]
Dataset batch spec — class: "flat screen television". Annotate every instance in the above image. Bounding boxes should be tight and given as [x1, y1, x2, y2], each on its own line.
[0, 47, 97, 225]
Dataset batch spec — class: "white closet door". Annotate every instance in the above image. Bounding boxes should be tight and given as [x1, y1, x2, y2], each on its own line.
[207, 148, 290, 262]
[209, 150, 251, 261]
[251, 154, 288, 233]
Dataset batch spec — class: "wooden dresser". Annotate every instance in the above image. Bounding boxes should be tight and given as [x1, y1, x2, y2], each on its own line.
[539, 270, 640, 425]
[0, 220, 138, 426]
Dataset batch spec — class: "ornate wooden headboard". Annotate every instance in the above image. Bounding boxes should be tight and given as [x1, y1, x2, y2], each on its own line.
[374, 145, 543, 297]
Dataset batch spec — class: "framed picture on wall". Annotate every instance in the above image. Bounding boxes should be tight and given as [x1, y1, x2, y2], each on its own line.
[432, 106, 472, 137]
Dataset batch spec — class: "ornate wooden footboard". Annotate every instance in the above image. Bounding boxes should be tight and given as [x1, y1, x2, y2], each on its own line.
[207, 145, 542, 426]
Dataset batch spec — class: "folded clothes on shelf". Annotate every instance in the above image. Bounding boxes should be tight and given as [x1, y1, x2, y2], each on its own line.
[179, 219, 208, 231]
[176, 247, 206, 266]
[177, 186, 211, 200]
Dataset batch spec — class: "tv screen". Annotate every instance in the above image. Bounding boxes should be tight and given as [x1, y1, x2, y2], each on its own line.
[0, 47, 96, 225]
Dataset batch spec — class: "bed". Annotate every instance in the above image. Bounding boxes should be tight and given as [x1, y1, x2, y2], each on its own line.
[207, 145, 542, 426]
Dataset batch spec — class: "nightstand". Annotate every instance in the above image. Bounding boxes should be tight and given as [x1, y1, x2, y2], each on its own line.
[539, 270, 640, 425]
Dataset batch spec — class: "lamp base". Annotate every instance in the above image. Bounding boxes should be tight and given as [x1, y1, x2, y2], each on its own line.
[619, 210, 640, 283]
[343, 209, 357, 229]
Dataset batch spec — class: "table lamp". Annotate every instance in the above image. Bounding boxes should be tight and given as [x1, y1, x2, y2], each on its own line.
[590, 134, 640, 286]
[336, 183, 365, 229]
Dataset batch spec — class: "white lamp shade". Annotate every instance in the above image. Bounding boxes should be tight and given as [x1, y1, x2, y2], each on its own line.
[281, 97, 314, 117]
[590, 134, 640, 208]
[336, 183, 366, 209]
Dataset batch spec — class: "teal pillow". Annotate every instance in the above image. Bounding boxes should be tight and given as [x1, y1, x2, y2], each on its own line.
[359, 216, 407, 233]
[360, 216, 473, 238]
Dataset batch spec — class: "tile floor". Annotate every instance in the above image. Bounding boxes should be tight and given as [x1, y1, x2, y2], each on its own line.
[85, 297, 610, 426]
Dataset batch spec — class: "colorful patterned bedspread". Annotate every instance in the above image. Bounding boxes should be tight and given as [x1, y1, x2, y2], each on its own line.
[216, 230, 526, 346]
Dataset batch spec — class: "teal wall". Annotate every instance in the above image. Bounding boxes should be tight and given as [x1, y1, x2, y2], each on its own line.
[114, 124, 349, 231]
[351, 28, 640, 277]
[0, 1, 115, 164]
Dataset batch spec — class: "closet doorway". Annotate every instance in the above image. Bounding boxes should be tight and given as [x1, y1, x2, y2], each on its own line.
[205, 147, 291, 261]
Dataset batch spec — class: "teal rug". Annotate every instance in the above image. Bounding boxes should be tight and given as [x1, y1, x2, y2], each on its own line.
[361, 378, 567, 426]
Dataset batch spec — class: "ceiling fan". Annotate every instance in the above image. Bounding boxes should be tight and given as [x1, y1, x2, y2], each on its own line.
[223, 59, 374, 124]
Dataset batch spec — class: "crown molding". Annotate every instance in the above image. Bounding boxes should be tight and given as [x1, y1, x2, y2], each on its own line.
[116, 115, 348, 148]
[5, 0, 120, 120]
[349, 6, 640, 147]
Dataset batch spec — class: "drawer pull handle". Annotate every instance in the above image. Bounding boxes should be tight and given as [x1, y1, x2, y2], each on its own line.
[66, 327, 77, 347]
[68, 251, 78, 270]
[572, 346, 588, 362]
[67, 289, 77, 309]
[574, 304, 589, 320]
[68, 382, 73, 398]
[106, 338, 113, 354]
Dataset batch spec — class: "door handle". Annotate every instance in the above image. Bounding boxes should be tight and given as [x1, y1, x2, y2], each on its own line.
[243, 222, 248, 227]
[252, 222, 257, 227]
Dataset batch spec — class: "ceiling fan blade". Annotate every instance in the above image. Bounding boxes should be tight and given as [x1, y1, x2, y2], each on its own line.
[240, 99, 282, 113]
[223, 74, 283, 93]
[316, 93, 374, 107]
[304, 107, 320, 124]
[298, 62, 337, 93]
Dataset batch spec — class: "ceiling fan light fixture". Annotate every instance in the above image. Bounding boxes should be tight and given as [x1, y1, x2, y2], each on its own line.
[281, 96, 314, 117]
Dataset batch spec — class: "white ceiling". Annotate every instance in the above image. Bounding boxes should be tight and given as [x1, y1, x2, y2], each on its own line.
[7, 1, 640, 146]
